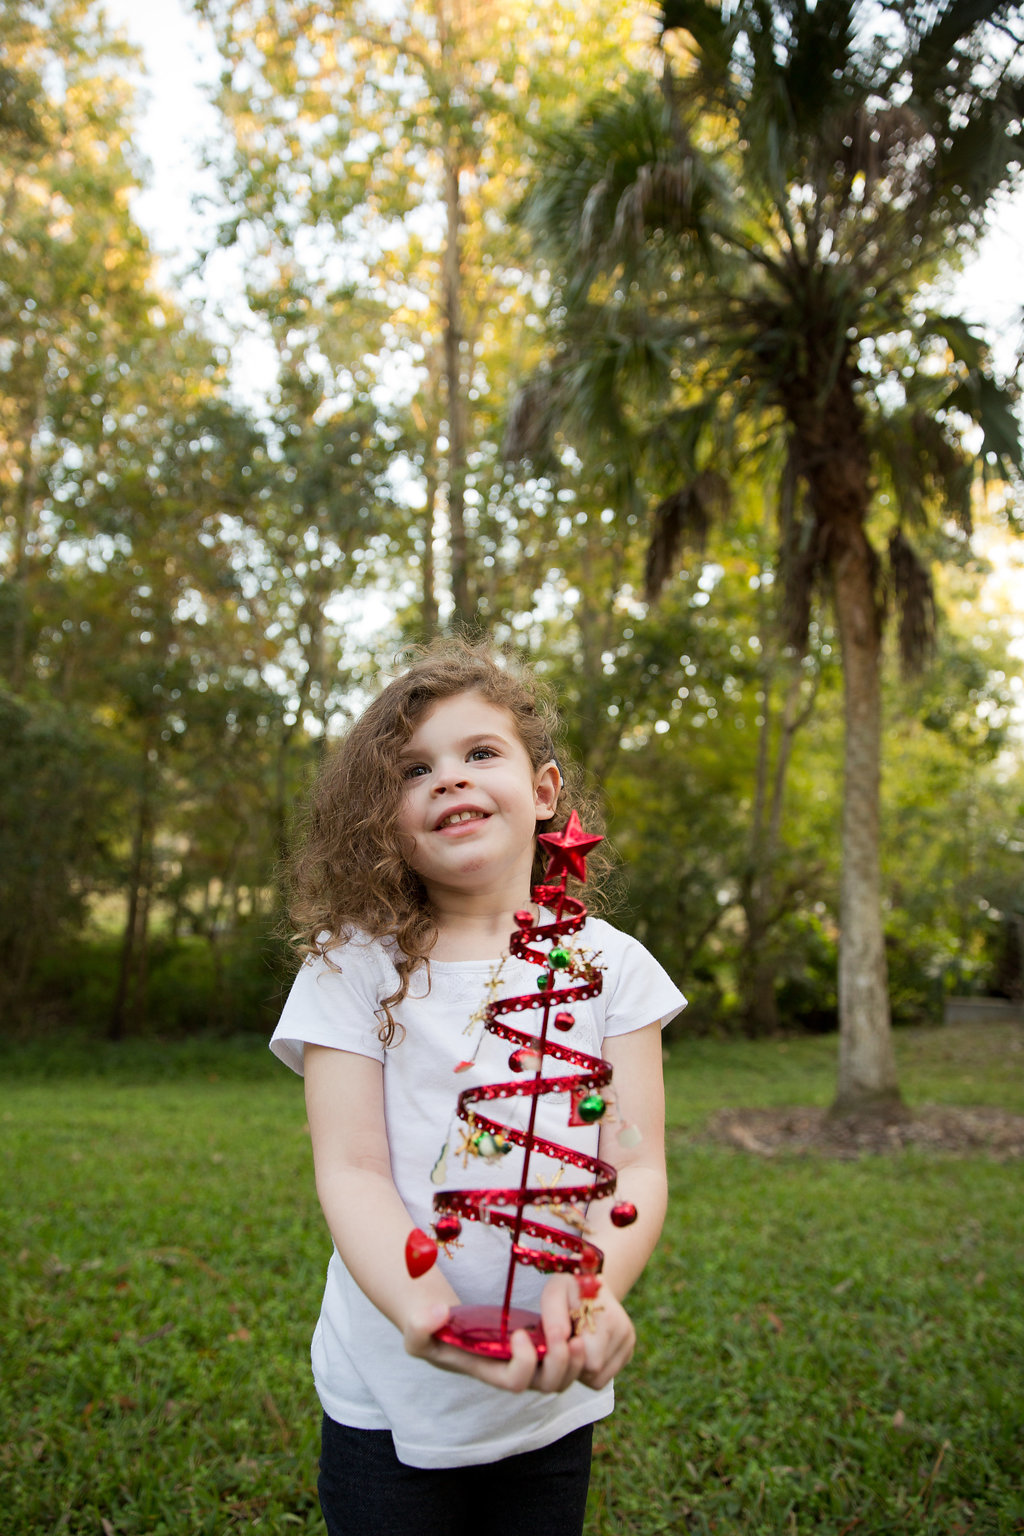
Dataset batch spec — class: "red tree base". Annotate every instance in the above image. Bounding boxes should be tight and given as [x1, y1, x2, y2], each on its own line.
[433, 1304, 547, 1360]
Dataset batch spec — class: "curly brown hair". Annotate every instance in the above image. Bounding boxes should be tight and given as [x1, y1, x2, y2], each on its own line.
[287, 639, 609, 1042]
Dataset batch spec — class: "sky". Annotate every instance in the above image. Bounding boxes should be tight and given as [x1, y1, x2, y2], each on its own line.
[102, 0, 223, 282]
[98, 0, 282, 401]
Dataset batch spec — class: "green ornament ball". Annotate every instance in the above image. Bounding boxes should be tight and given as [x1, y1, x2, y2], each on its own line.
[577, 1092, 606, 1124]
[549, 947, 571, 969]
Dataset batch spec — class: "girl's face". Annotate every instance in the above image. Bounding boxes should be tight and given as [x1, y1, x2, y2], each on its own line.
[396, 690, 559, 903]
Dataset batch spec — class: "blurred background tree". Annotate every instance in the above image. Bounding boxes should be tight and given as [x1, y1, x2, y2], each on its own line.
[0, 0, 1021, 1098]
[510, 0, 1024, 1111]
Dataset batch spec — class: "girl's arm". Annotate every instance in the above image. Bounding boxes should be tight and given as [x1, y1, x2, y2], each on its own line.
[303, 1042, 586, 1395]
[539, 1018, 668, 1390]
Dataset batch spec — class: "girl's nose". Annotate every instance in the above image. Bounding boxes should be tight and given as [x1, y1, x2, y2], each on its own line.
[433, 761, 470, 793]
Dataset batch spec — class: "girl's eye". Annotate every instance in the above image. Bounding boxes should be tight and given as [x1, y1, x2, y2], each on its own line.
[468, 747, 497, 761]
[403, 764, 428, 780]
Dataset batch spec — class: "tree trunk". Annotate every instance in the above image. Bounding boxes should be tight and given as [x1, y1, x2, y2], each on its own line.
[6, 389, 46, 692]
[738, 584, 817, 1035]
[830, 526, 903, 1114]
[434, 0, 472, 627]
[110, 740, 155, 1041]
[422, 472, 440, 636]
[442, 143, 471, 626]
[738, 942, 780, 1036]
[785, 350, 903, 1116]
[738, 647, 781, 1035]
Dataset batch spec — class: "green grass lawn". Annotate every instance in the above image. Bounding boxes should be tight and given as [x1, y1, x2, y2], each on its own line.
[1, 1025, 1021, 1535]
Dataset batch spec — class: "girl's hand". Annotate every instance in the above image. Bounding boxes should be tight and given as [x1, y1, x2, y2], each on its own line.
[403, 1298, 587, 1395]
[576, 1281, 636, 1390]
[541, 1272, 636, 1392]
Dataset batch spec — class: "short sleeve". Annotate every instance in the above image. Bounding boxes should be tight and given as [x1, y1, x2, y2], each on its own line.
[269, 938, 396, 1075]
[594, 923, 687, 1038]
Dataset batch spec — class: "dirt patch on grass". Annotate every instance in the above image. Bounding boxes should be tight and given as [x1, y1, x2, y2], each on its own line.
[706, 1105, 1024, 1160]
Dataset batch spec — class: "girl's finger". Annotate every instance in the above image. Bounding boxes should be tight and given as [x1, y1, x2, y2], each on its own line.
[580, 1319, 635, 1390]
[449, 1328, 539, 1394]
[534, 1328, 586, 1394]
[533, 1278, 580, 1393]
[411, 1318, 540, 1395]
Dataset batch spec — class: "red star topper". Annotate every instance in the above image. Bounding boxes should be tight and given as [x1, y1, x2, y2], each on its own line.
[538, 809, 604, 883]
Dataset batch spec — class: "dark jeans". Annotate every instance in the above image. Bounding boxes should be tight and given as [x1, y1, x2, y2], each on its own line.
[318, 1413, 594, 1536]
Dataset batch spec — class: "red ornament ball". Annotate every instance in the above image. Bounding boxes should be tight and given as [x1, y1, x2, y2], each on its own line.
[554, 1011, 575, 1032]
[405, 1228, 438, 1278]
[610, 1202, 638, 1228]
[577, 1273, 601, 1299]
[509, 1047, 541, 1073]
[514, 909, 534, 929]
[434, 1213, 462, 1244]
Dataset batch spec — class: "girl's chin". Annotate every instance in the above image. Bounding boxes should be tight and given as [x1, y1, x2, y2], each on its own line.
[422, 871, 533, 904]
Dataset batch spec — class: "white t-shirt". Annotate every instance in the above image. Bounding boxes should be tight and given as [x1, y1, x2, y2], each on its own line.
[270, 915, 686, 1469]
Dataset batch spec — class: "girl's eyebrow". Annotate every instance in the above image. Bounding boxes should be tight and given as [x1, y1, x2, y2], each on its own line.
[398, 730, 511, 760]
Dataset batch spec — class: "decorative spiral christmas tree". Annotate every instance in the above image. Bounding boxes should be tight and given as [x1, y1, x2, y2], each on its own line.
[404, 811, 638, 1360]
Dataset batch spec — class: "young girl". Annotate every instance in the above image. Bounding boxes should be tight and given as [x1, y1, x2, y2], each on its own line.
[271, 641, 685, 1536]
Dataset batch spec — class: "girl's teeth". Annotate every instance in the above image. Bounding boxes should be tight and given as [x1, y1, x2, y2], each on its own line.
[441, 811, 483, 828]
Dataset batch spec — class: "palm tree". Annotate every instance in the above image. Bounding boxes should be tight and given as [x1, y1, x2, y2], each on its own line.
[511, 0, 1023, 1114]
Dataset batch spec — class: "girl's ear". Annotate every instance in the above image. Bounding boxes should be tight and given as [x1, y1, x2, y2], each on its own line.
[534, 760, 561, 822]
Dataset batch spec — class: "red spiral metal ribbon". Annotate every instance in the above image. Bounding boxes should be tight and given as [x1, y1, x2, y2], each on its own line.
[427, 815, 616, 1351]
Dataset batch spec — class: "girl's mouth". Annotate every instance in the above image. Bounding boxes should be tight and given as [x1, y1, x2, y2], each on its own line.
[436, 810, 489, 831]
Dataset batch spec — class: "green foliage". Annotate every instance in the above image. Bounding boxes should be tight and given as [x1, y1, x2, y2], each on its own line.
[27, 929, 293, 1038]
[1, 1027, 1021, 1533]
[880, 587, 1024, 1010]
[1, 0, 1023, 1075]
[0, 691, 120, 1004]
[772, 915, 840, 1034]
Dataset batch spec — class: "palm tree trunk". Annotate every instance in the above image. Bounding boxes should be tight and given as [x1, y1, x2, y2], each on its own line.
[830, 526, 902, 1115]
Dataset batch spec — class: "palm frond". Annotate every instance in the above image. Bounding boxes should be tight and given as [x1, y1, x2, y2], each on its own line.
[645, 471, 730, 599]
[778, 0, 857, 144]
[835, 104, 929, 197]
[777, 441, 828, 651]
[923, 313, 988, 373]
[927, 82, 1024, 218]
[870, 406, 974, 534]
[520, 0, 1022, 638]
[660, 3, 742, 151]
[660, 0, 735, 82]
[502, 373, 565, 469]
[911, 0, 1023, 93]
[520, 79, 726, 294]
[943, 371, 1024, 478]
[888, 528, 936, 676]
[642, 396, 727, 486]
